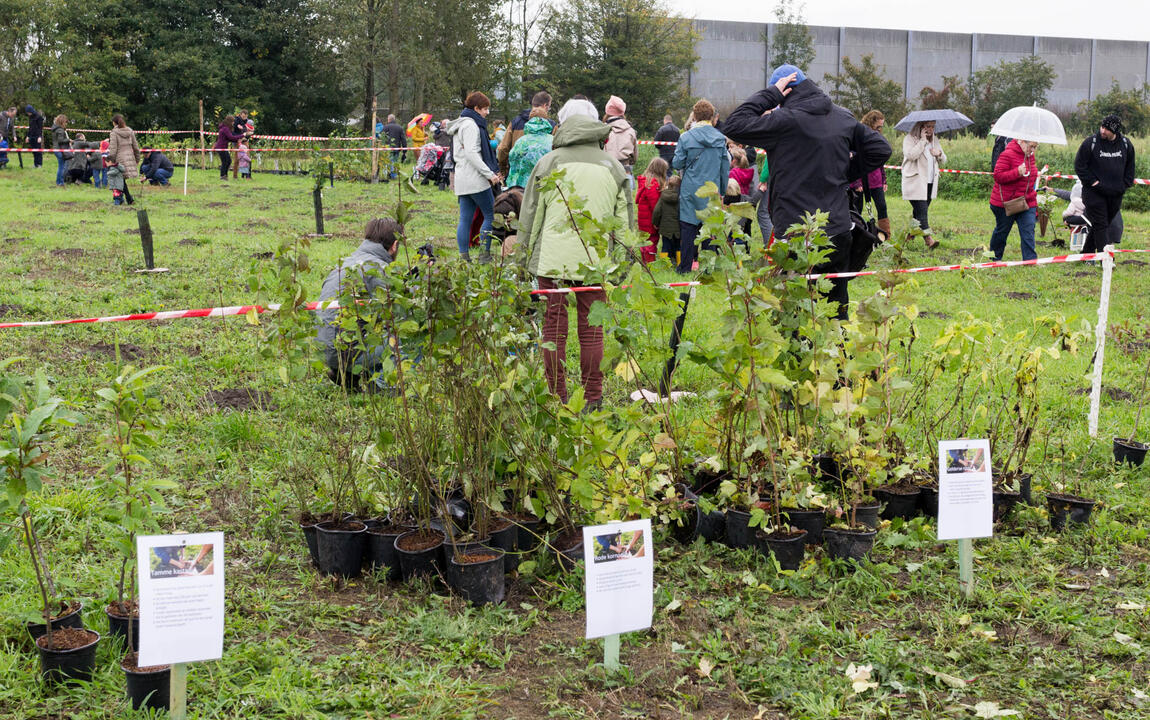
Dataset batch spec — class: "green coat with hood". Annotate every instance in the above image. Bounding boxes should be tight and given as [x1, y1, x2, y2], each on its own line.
[514, 115, 635, 281]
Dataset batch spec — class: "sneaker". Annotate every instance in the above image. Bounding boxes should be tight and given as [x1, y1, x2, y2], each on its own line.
[477, 251, 494, 265]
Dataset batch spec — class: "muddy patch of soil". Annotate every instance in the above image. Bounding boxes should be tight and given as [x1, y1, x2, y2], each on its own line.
[250, 251, 274, 260]
[123, 228, 140, 235]
[178, 238, 204, 247]
[0, 303, 29, 318]
[206, 202, 228, 208]
[1071, 386, 1135, 402]
[4, 237, 24, 244]
[87, 342, 146, 361]
[50, 248, 86, 258]
[200, 388, 276, 411]
[918, 311, 951, 320]
[1123, 259, 1147, 267]
[1005, 291, 1035, 300]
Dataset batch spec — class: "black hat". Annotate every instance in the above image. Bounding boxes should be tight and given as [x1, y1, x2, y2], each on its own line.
[1101, 114, 1123, 135]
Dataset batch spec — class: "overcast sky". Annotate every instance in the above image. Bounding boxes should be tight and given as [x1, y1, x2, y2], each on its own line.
[662, 0, 1150, 43]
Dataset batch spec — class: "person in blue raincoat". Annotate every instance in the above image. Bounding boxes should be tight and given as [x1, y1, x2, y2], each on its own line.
[672, 99, 729, 274]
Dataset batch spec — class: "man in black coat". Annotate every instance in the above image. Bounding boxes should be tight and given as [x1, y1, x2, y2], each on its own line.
[653, 114, 679, 166]
[25, 105, 44, 167]
[1074, 114, 1136, 254]
[721, 64, 891, 318]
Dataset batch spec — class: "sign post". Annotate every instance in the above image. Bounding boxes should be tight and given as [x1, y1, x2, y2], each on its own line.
[583, 519, 654, 671]
[936, 440, 993, 599]
[137, 532, 225, 716]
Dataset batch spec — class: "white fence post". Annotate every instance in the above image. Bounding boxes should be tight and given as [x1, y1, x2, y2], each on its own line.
[1088, 245, 1115, 438]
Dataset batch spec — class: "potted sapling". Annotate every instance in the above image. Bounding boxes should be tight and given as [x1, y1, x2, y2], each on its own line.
[1113, 350, 1150, 466]
[95, 366, 174, 709]
[1046, 440, 1098, 531]
[0, 365, 94, 684]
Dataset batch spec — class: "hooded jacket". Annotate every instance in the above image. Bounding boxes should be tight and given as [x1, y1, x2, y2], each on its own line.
[27, 109, 44, 139]
[213, 122, 244, 150]
[990, 139, 1037, 209]
[65, 141, 89, 173]
[635, 175, 661, 236]
[514, 115, 635, 281]
[445, 113, 497, 196]
[506, 117, 554, 189]
[315, 240, 394, 370]
[107, 126, 141, 178]
[50, 123, 70, 152]
[672, 122, 729, 225]
[1075, 131, 1135, 197]
[651, 183, 682, 239]
[603, 116, 637, 169]
[720, 80, 891, 238]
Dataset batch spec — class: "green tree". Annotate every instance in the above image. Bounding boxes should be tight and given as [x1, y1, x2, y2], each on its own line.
[768, 0, 815, 73]
[539, 0, 697, 133]
[825, 55, 908, 121]
[918, 74, 972, 113]
[1075, 81, 1150, 137]
[967, 55, 1056, 135]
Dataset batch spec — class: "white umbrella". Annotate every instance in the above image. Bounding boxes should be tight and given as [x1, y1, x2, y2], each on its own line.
[988, 105, 1067, 145]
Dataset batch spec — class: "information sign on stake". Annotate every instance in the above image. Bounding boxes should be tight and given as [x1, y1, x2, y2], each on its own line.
[583, 519, 654, 669]
[936, 440, 993, 598]
[137, 532, 225, 666]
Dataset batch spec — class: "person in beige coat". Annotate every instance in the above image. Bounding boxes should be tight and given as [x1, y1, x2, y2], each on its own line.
[901, 120, 946, 248]
[107, 114, 141, 205]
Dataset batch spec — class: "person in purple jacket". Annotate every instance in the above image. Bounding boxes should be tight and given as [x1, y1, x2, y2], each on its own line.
[213, 115, 246, 180]
[849, 110, 890, 238]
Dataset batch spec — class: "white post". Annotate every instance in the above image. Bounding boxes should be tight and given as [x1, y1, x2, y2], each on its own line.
[183, 150, 190, 196]
[1088, 245, 1115, 438]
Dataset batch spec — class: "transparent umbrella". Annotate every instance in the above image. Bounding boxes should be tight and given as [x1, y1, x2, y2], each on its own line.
[894, 109, 973, 134]
[989, 105, 1067, 145]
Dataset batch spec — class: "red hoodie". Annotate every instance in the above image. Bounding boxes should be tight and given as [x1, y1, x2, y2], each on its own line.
[991, 139, 1037, 209]
[635, 175, 661, 239]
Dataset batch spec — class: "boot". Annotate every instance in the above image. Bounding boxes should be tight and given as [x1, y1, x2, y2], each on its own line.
[477, 251, 493, 264]
[658, 252, 669, 260]
[876, 217, 891, 242]
[924, 233, 939, 249]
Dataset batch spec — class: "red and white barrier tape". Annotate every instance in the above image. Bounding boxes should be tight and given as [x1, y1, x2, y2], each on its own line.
[4, 249, 1146, 328]
[15, 126, 376, 141]
[1, 145, 438, 154]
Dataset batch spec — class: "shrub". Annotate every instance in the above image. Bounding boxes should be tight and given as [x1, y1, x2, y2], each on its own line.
[826, 55, 909, 122]
[966, 56, 1056, 135]
[1072, 82, 1150, 137]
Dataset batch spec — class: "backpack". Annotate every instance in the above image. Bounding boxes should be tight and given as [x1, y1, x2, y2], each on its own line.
[990, 135, 1009, 173]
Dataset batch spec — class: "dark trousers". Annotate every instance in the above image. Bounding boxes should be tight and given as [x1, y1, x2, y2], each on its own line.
[1082, 187, 1124, 253]
[813, 231, 853, 320]
[661, 234, 679, 255]
[537, 277, 605, 404]
[678, 221, 701, 273]
[217, 149, 231, 178]
[851, 187, 887, 219]
[909, 184, 933, 233]
[27, 135, 42, 166]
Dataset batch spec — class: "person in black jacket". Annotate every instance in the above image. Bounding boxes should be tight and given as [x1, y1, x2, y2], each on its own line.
[1074, 114, 1136, 254]
[379, 113, 407, 177]
[139, 150, 175, 185]
[653, 114, 680, 166]
[25, 105, 44, 167]
[721, 64, 892, 319]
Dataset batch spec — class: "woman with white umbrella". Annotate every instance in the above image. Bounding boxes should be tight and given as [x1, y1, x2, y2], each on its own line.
[901, 120, 946, 248]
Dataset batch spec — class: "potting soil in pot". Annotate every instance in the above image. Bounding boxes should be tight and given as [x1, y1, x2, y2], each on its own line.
[447, 551, 507, 605]
[554, 530, 583, 571]
[122, 651, 171, 711]
[26, 601, 84, 641]
[756, 529, 807, 570]
[873, 483, 921, 520]
[37, 627, 100, 683]
[1046, 493, 1096, 530]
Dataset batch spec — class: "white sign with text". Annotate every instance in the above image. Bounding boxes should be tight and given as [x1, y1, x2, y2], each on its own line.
[937, 439, 994, 541]
[137, 532, 225, 666]
[583, 519, 654, 640]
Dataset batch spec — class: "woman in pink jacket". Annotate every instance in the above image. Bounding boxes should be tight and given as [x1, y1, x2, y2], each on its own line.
[988, 138, 1039, 261]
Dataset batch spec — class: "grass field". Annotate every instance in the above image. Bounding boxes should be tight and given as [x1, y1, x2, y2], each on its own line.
[2, 159, 1150, 720]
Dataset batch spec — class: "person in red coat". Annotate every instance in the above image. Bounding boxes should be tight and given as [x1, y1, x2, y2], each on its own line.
[988, 138, 1039, 261]
[635, 157, 668, 262]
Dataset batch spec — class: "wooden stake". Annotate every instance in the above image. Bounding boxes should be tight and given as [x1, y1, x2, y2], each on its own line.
[198, 100, 205, 171]
[603, 633, 620, 670]
[138, 210, 154, 270]
[958, 538, 973, 599]
[370, 96, 379, 183]
[169, 662, 188, 719]
[313, 188, 325, 236]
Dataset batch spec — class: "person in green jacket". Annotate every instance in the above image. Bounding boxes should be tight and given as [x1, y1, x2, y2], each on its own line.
[747, 154, 772, 244]
[515, 100, 635, 409]
[506, 113, 553, 189]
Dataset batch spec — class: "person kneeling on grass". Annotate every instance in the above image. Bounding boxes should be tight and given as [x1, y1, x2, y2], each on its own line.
[315, 218, 403, 391]
[139, 150, 174, 186]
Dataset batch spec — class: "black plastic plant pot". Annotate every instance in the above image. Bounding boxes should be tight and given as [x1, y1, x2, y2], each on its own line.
[1046, 493, 1097, 531]
[724, 509, 754, 548]
[1113, 437, 1148, 466]
[781, 507, 825, 545]
[26, 602, 84, 643]
[554, 530, 584, 572]
[514, 515, 542, 557]
[395, 529, 446, 581]
[822, 527, 877, 563]
[811, 453, 840, 488]
[122, 653, 170, 711]
[300, 520, 320, 568]
[756, 529, 808, 570]
[105, 607, 139, 649]
[917, 484, 939, 518]
[37, 628, 100, 684]
[992, 490, 1021, 523]
[873, 487, 921, 521]
[851, 502, 881, 530]
[483, 518, 518, 573]
[447, 549, 507, 606]
[992, 472, 1034, 505]
[676, 484, 725, 543]
[1018, 473, 1033, 505]
[366, 525, 406, 581]
[315, 520, 367, 578]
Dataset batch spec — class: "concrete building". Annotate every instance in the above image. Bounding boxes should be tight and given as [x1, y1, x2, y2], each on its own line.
[689, 20, 1150, 113]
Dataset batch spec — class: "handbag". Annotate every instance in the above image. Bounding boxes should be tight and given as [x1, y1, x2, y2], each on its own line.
[997, 176, 1029, 216]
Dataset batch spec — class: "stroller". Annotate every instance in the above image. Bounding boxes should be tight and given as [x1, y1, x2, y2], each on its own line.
[412, 144, 449, 190]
